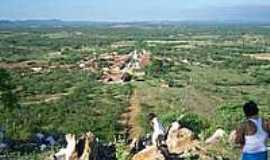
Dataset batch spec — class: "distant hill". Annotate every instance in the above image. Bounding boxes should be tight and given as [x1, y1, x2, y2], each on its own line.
[0, 20, 113, 28]
[0, 19, 270, 29]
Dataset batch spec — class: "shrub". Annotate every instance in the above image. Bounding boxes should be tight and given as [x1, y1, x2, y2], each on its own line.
[160, 112, 210, 136]
[178, 113, 210, 136]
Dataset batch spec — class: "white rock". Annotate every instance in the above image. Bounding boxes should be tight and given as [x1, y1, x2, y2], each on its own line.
[181, 59, 190, 64]
[205, 129, 226, 144]
[171, 121, 181, 130]
[79, 63, 86, 68]
[40, 144, 47, 151]
[31, 67, 42, 72]
[54, 148, 66, 160]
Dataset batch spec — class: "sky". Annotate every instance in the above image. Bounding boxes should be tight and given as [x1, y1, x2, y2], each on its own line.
[1, 0, 270, 22]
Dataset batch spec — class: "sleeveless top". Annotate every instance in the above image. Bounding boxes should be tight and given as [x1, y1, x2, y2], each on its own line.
[242, 118, 268, 154]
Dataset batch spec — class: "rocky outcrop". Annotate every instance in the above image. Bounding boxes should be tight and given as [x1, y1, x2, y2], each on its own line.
[166, 124, 200, 155]
[132, 122, 228, 160]
[53, 132, 97, 160]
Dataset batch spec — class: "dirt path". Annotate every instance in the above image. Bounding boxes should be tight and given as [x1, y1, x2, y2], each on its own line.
[119, 89, 143, 141]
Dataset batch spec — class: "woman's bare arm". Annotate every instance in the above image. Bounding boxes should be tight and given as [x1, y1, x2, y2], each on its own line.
[235, 123, 245, 147]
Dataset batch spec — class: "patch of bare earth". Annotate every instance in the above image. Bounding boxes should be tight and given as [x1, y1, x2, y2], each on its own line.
[119, 89, 143, 141]
[244, 53, 270, 61]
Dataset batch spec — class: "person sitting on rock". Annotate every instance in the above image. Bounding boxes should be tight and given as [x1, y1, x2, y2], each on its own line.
[235, 101, 270, 160]
[148, 113, 166, 147]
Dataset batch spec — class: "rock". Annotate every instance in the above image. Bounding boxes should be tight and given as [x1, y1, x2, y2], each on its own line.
[80, 131, 97, 160]
[53, 131, 97, 160]
[181, 59, 190, 65]
[49, 51, 62, 57]
[132, 146, 165, 160]
[228, 130, 237, 145]
[46, 136, 56, 146]
[79, 63, 86, 68]
[205, 129, 226, 144]
[54, 148, 66, 160]
[166, 124, 197, 154]
[40, 144, 47, 151]
[65, 134, 77, 160]
[31, 67, 42, 72]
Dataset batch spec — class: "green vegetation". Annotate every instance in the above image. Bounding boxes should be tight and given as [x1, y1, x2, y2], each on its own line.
[0, 24, 270, 159]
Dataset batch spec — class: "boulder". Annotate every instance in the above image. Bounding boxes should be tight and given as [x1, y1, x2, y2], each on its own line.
[228, 130, 237, 145]
[53, 131, 97, 160]
[205, 129, 226, 144]
[166, 123, 197, 154]
[132, 146, 165, 160]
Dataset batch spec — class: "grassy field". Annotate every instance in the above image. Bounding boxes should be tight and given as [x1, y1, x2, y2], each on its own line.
[0, 24, 270, 159]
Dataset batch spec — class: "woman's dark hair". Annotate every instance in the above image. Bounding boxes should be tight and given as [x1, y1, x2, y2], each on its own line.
[148, 113, 157, 121]
[243, 101, 259, 117]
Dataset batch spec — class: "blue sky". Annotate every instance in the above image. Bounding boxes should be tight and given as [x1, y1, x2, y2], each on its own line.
[1, 0, 270, 22]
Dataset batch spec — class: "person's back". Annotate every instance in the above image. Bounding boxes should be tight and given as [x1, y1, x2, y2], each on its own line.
[242, 117, 268, 153]
[235, 101, 269, 160]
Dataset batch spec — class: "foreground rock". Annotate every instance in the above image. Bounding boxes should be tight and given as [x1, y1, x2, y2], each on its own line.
[166, 122, 200, 154]
[132, 146, 165, 160]
[132, 122, 228, 160]
[205, 129, 226, 144]
[53, 132, 97, 160]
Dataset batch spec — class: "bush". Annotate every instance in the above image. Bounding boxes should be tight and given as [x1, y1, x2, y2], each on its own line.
[160, 111, 182, 127]
[160, 112, 210, 136]
[179, 113, 210, 136]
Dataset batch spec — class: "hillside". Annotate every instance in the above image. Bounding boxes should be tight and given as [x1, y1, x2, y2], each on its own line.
[0, 24, 270, 159]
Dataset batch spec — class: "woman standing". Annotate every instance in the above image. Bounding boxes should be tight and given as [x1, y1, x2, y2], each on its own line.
[235, 101, 269, 160]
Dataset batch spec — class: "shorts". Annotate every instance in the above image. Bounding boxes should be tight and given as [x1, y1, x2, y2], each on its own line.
[242, 151, 268, 160]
